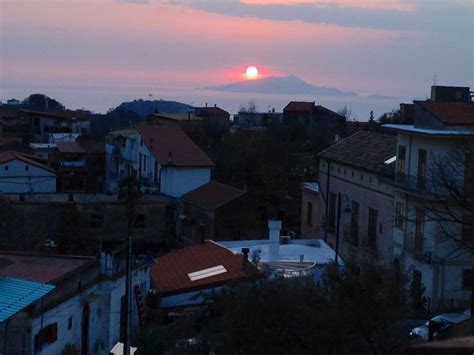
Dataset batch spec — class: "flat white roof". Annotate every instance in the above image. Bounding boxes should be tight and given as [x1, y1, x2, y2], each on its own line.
[219, 239, 343, 265]
[383, 124, 474, 136]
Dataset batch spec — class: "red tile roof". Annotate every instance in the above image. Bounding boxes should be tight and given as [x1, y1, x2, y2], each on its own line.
[151, 241, 261, 295]
[182, 181, 246, 210]
[137, 125, 214, 167]
[0, 151, 55, 173]
[56, 141, 86, 154]
[195, 106, 230, 116]
[283, 101, 315, 112]
[417, 101, 474, 126]
[0, 251, 94, 284]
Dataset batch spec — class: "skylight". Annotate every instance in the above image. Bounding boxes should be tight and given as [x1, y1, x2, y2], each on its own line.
[188, 265, 227, 282]
[384, 156, 396, 165]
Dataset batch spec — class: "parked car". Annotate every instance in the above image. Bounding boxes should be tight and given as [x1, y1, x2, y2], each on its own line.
[409, 309, 470, 342]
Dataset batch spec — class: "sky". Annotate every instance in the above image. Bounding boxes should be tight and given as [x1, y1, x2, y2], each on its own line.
[0, 0, 473, 113]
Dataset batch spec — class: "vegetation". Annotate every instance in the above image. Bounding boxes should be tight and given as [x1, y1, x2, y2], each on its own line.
[135, 259, 410, 355]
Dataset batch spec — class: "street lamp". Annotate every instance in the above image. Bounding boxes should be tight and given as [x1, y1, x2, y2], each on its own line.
[335, 192, 351, 263]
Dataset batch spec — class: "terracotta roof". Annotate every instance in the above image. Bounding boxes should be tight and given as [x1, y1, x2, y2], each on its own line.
[318, 131, 396, 176]
[21, 109, 91, 121]
[137, 125, 214, 167]
[416, 101, 474, 126]
[151, 241, 261, 295]
[182, 181, 246, 210]
[56, 141, 86, 154]
[195, 106, 230, 116]
[0, 151, 55, 173]
[0, 251, 94, 284]
[283, 101, 315, 112]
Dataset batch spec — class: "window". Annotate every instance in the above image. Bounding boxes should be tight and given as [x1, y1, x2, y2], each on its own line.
[368, 208, 378, 248]
[25, 165, 29, 171]
[34, 323, 58, 352]
[344, 168, 346, 176]
[395, 202, 404, 229]
[360, 174, 363, 181]
[89, 214, 104, 229]
[4, 165, 8, 171]
[463, 269, 474, 290]
[133, 214, 146, 228]
[462, 214, 474, 244]
[397, 145, 406, 175]
[417, 149, 427, 189]
[143, 155, 147, 172]
[68, 317, 73, 330]
[351, 171, 354, 177]
[331, 165, 334, 171]
[306, 202, 313, 226]
[350, 201, 359, 245]
[337, 167, 340, 173]
[328, 192, 337, 229]
[257, 206, 267, 221]
[415, 208, 424, 254]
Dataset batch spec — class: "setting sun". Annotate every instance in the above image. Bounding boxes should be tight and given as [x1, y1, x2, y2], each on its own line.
[245, 66, 259, 79]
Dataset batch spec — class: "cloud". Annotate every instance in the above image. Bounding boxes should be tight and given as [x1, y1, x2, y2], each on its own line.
[160, 0, 472, 36]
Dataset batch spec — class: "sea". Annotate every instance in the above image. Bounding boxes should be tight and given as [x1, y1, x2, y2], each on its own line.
[1, 84, 414, 121]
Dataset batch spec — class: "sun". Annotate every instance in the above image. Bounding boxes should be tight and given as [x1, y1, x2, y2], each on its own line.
[245, 66, 259, 79]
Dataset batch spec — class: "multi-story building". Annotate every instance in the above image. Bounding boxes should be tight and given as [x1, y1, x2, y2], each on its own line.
[384, 87, 474, 310]
[316, 131, 396, 262]
[106, 124, 214, 197]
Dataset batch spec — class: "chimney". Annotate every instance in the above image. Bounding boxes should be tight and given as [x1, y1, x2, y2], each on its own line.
[214, 104, 217, 108]
[242, 247, 250, 270]
[205, 102, 208, 107]
[268, 220, 282, 260]
[167, 152, 173, 165]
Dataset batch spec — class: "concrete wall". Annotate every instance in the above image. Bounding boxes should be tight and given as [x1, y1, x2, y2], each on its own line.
[317, 159, 394, 262]
[0, 159, 56, 193]
[161, 167, 211, 198]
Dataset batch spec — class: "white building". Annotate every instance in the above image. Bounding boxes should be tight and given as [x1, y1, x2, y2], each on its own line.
[384, 94, 474, 310]
[106, 124, 214, 197]
[219, 220, 343, 282]
[0, 250, 150, 354]
[0, 150, 56, 193]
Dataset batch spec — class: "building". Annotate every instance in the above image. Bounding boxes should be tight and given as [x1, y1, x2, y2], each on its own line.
[150, 112, 203, 126]
[77, 135, 106, 193]
[300, 182, 319, 238]
[106, 125, 214, 197]
[0, 137, 30, 154]
[0, 250, 150, 354]
[49, 141, 87, 192]
[234, 111, 283, 129]
[194, 105, 230, 129]
[22, 109, 91, 143]
[316, 131, 397, 262]
[0, 151, 56, 193]
[219, 220, 342, 282]
[150, 240, 261, 308]
[383, 87, 474, 310]
[283, 101, 345, 133]
[180, 181, 270, 242]
[0, 193, 176, 253]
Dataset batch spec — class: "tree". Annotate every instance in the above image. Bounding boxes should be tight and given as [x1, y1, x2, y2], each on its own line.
[136, 259, 410, 355]
[337, 105, 355, 121]
[239, 100, 258, 113]
[22, 93, 65, 111]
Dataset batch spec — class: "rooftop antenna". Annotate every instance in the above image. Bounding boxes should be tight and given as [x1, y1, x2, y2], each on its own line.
[148, 93, 153, 101]
[432, 75, 437, 86]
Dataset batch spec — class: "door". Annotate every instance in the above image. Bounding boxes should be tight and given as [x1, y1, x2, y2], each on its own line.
[417, 149, 427, 189]
[350, 201, 359, 245]
[81, 303, 90, 355]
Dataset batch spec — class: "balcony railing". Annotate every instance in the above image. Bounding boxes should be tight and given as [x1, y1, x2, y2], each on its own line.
[261, 261, 316, 279]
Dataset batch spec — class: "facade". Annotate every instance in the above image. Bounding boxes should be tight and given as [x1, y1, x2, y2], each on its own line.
[0, 150, 56, 193]
[77, 135, 106, 193]
[300, 182, 319, 237]
[0, 193, 176, 253]
[180, 181, 270, 242]
[49, 141, 87, 193]
[150, 240, 261, 308]
[283, 101, 345, 133]
[0, 251, 150, 355]
[106, 125, 214, 197]
[234, 111, 283, 129]
[23, 110, 91, 143]
[383, 90, 474, 310]
[317, 131, 396, 263]
[194, 105, 230, 129]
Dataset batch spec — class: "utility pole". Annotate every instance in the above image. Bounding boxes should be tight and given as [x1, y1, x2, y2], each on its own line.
[335, 192, 341, 263]
[123, 235, 132, 355]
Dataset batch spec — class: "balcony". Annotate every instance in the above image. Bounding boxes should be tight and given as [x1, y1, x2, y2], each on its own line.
[260, 261, 316, 279]
[387, 172, 426, 193]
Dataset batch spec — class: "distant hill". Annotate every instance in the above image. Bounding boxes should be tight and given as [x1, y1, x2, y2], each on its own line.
[203, 75, 357, 97]
[116, 99, 192, 117]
